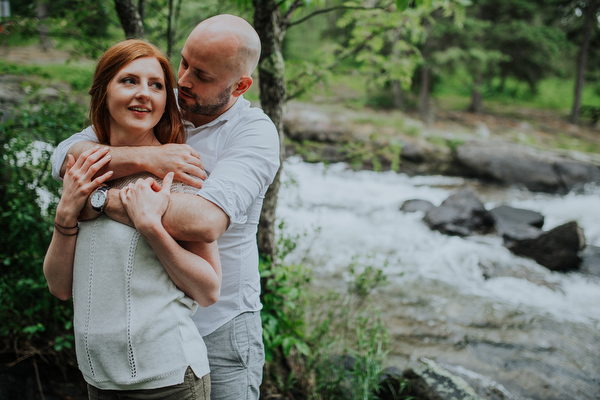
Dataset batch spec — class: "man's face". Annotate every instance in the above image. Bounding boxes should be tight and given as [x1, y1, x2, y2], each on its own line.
[177, 40, 237, 119]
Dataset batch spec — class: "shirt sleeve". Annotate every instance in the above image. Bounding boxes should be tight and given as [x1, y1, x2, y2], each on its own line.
[51, 126, 98, 181]
[197, 117, 281, 226]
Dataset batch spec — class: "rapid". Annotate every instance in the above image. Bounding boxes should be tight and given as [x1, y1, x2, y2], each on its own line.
[276, 156, 600, 400]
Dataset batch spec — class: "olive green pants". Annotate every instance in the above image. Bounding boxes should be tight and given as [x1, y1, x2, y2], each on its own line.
[86, 368, 210, 400]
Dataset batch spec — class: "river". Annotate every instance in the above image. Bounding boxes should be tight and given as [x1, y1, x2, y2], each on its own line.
[276, 156, 600, 400]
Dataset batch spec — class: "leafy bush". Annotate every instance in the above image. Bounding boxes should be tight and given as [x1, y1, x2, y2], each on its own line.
[0, 92, 86, 363]
[260, 226, 413, 399]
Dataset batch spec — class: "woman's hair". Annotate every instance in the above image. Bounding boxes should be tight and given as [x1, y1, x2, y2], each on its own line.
[88, 39, 185, 145]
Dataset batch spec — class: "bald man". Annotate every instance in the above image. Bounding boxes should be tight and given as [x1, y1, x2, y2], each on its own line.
[51, 15, 280, 399]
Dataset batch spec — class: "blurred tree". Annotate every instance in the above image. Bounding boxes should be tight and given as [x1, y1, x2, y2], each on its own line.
[416, 0, 568, 114]
[559, 0, 600, 123]
[114, 0, 145, 38]
[336, 0, 424, 110]
[481, 0, 569, 94]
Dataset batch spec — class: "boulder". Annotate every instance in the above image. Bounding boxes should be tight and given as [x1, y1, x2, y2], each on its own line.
[554, 160, 600, 193]
[580, 245, 600, 277]
[489, 205, 544, 241]
[506, 221, 586, 271]
[401, 359, 485, 400]
[400, 199, 435, 213]
[455, 141, 600, 194]
[423, 188, 495, 236]
[283, 104, 351, 143]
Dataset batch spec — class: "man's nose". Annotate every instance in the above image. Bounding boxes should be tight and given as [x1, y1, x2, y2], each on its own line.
[178, 68, 191, 88]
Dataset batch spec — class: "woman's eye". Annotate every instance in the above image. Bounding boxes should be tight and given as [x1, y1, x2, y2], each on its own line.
[121, 77, 135, 84]
[152, 82, 164, 90]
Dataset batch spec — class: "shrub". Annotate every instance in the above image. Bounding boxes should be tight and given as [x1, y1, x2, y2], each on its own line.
[260, 227, 413, 399]
[0, 92, 86, 366]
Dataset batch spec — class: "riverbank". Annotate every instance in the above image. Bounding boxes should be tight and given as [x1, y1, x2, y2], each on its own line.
[2, 43, 600, 400]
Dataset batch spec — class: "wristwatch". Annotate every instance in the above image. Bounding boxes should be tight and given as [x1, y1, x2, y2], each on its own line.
[90, 186, 111, 214]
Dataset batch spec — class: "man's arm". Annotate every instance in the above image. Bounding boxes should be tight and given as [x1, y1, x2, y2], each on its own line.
[81, 186, 230, 243]
[52, 127, 207, 187]
[120, 174, 222, 306]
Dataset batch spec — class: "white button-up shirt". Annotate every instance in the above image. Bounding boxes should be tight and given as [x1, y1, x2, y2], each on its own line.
[52, 96, 281, 336]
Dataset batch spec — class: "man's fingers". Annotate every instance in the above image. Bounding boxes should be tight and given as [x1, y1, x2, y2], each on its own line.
[173, 172, 204, 189]
[161, 172, 174, 193]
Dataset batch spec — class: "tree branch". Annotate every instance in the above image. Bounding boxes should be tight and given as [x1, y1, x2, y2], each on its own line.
[286, 33, 375, 101]
[282, 0, 305, 28]
[287, 4, 392, 28]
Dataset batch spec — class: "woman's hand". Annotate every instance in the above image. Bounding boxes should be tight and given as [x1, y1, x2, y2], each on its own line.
[56, 147, 113, 224]
[120, 172, 174, 234]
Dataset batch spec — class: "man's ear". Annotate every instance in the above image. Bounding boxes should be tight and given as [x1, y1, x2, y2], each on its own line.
[232, 76, 253, 97]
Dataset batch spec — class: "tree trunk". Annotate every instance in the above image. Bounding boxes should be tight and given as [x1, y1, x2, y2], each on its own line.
[167, 0, 174, 56]
[35, 0, 51, 51]
[114, 0, 145, 39]
[392, 80, 403, 109]
[138, 0, 145, 21]
[570, 0, 597, 124]
[391, 27, 403, 110]
[253, 0, 286, 262]
[468, 72, 484, 113]
[418, 66, 431, 122]
[252, 1, 292, 392]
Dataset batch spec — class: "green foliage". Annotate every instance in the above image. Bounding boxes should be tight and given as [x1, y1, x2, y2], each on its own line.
[341, 132, 402, 172]
[304, 256, 409, 400]
[0, 61, 96, 93]
[0, 62, 51, 79]
[261, 224, 412, 399]
[336, 2, 424, 99]
[0, 92, 86, 359]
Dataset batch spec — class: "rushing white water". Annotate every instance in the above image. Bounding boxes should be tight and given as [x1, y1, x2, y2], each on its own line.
[276, 156, 600, 329]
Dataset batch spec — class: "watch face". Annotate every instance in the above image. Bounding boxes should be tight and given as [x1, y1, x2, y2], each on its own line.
[90, 190, 105, 208]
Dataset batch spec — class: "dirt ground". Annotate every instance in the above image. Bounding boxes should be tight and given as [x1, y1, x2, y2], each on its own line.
[1, 43, 92, 64]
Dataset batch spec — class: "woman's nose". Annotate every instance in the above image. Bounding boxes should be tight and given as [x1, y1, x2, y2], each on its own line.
[136, 84, 150, 99]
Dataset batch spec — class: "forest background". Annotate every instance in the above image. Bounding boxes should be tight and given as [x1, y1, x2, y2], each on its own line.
[1, 0, 599, 399]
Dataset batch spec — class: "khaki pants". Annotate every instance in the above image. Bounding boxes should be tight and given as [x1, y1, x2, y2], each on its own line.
[87, 368, 210, 400]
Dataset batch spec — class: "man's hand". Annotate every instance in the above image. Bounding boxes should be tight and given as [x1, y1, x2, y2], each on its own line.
[146, 144, 206, 188]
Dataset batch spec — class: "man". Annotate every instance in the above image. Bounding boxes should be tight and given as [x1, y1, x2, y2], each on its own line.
[51, 14, 280, 400]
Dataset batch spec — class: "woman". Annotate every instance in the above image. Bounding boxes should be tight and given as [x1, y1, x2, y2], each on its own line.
[43, 39, 220, 399]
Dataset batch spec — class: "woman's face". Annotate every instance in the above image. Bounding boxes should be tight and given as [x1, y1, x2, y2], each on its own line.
[106, 56, 167, 146]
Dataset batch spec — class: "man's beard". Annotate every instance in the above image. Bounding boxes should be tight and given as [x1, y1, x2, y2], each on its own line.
[178, 86, 232, 116]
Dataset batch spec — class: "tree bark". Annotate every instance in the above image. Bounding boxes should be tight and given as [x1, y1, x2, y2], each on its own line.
[468, 71, 484, 113]
[391, 27, 403, 110]
[253, 0, 286, 262]
[114, 0, 145, 39]
[570, 0, 597, 124]
[36, 0, 51, 51]
[418, 66, 431, 122]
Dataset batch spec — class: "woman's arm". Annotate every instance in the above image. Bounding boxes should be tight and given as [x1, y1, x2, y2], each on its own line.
[119, 173, 222, 306]
[43, 147, 114, 300]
